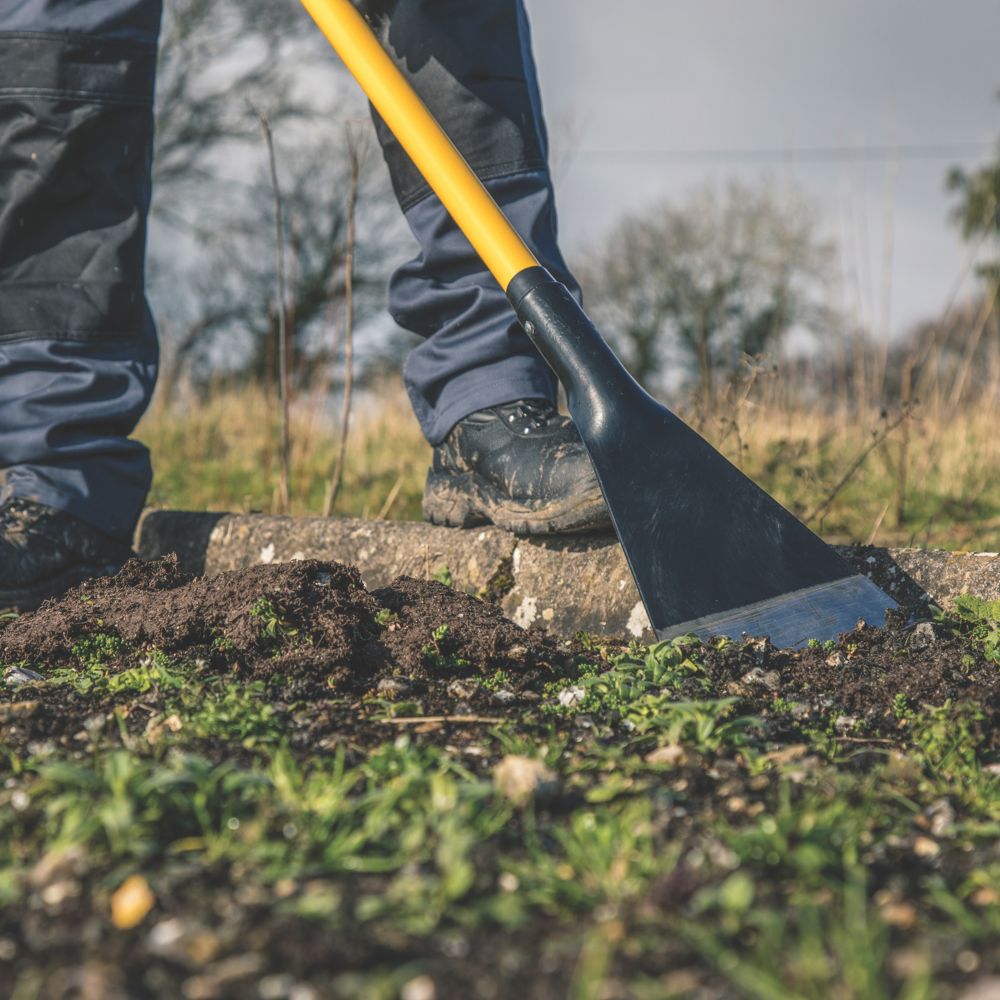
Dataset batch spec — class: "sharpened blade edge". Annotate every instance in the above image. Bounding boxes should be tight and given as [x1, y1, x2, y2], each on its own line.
[654, 574, 897, 649]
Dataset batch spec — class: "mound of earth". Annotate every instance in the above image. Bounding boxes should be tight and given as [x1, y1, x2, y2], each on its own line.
[0, 556, 563, 696]
[4, 555, 1000, 752]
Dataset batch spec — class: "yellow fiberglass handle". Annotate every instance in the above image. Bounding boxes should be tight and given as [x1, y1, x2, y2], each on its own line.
[299, 0, 540, 292]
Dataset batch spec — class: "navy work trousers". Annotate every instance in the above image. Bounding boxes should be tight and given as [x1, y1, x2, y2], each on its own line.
[0, 0, 577, 541]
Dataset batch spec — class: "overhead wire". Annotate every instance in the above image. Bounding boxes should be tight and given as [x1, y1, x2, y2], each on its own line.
[572, 141, 995, 165]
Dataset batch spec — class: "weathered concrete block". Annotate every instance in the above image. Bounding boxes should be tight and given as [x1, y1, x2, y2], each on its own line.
[136, 510, 1000, 640]
[501, 534, 651, 641]
[137, 511, 515, 596]
[837, 545, 1000, 609]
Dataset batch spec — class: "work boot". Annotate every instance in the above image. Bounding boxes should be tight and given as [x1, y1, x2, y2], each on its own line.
[422, 399, 611, 535]
[0, 499, 132, 612]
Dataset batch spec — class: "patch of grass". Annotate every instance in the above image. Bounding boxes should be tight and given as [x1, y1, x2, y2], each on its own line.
[5, 624, 1000, 996]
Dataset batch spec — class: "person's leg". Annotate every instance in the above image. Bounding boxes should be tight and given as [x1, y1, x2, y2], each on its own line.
[0, 0, 161, 605]
[366, 0, 609, 533]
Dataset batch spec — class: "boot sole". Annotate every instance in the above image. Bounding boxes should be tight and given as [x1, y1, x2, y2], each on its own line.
[0, 561, 125, 614]
[422, 469, 611, 536]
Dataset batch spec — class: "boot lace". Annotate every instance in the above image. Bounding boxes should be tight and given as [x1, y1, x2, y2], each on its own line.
[498, 398, 555, 432]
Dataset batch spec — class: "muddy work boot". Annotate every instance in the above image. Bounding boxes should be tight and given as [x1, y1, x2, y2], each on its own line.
[422, 399, 611, 535]
[0, 499, 131, 611]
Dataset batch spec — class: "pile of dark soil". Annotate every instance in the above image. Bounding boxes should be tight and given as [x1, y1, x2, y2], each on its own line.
[4, 556, 1000, 750]
[700, 618, 1000, 748]
[0, 558, 567, 758]
[0, 556, 562, 689]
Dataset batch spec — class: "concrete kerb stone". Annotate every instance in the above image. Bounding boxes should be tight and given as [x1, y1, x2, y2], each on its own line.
[136, 510, 1000, 640]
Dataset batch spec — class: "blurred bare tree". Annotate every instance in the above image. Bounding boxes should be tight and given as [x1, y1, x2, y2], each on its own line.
[148, 0, 408, 398]
[580, 180, 836, 405]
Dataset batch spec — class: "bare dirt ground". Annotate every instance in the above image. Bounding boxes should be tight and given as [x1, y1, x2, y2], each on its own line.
[2, 558, 1000, 999]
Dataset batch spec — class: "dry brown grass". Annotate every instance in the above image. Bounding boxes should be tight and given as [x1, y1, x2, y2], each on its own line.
[140, 354, 1000, 552]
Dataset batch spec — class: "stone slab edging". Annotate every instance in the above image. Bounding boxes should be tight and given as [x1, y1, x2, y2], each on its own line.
[136, 510, 1000, 641]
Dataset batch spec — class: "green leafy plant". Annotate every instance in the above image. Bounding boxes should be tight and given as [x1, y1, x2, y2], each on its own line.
[952, 594, 1000, 663]
[421, 623, 470, 670]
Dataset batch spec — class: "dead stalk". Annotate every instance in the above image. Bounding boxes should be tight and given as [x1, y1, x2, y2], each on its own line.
[375, 474, 405, 521]
[894, 354, 915, 528]
[866, 500, 890, 546]
[324, 127, 362, 517]
[255, 107, 292, 513]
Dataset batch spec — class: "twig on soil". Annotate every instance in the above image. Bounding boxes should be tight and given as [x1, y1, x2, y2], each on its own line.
[838, 736, 895, 745]
[377, 715, 504, 726]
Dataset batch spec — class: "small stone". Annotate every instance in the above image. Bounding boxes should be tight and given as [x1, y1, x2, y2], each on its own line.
[111, 874, 156, 930]
[182, 976, 218, 1000]
[910, 621, 938, 646]
[83, 713, 106, 736]
[879, 901, 917, 928]
[971, 887, 1000, 906]
[557, 685, 585, 708]
[493, 755, 558, 806]
[498, 872, 519, 892]
[492, 688, 516, 704]
[825, 652, 845, 667]
[440, 934, 469, 959]
[401, 976, 436, 1000]
[0, 701, 39, 722]
[834, 715, 858, 735]
[147, 917, 185, 955]
[913, 836, 940, 858]
[761, 670, 781, 690]
[377, 677, 413, 699]
[205, 954, 264, 985]
[957, 977, 1000, 1000]
[40, 879, 80, 907]
[4, 666, 43, 686]
[957, 951, 982, 974]
[644, 744, 686, 767]
[258, 975, 295, 1000]
[927, 799, 956, 837]
[763, 744, 808, 766]
[446, 678, 477, 700]
[890, 949, 929, 980]
[273, 878, 297, 898]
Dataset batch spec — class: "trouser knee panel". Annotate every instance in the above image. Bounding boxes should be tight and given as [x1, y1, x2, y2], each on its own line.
[0, 33, 156, 344]
[362, 0, 547, 210]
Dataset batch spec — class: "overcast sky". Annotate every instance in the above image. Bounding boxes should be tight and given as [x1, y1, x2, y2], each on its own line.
[524, 0, 999, 339]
